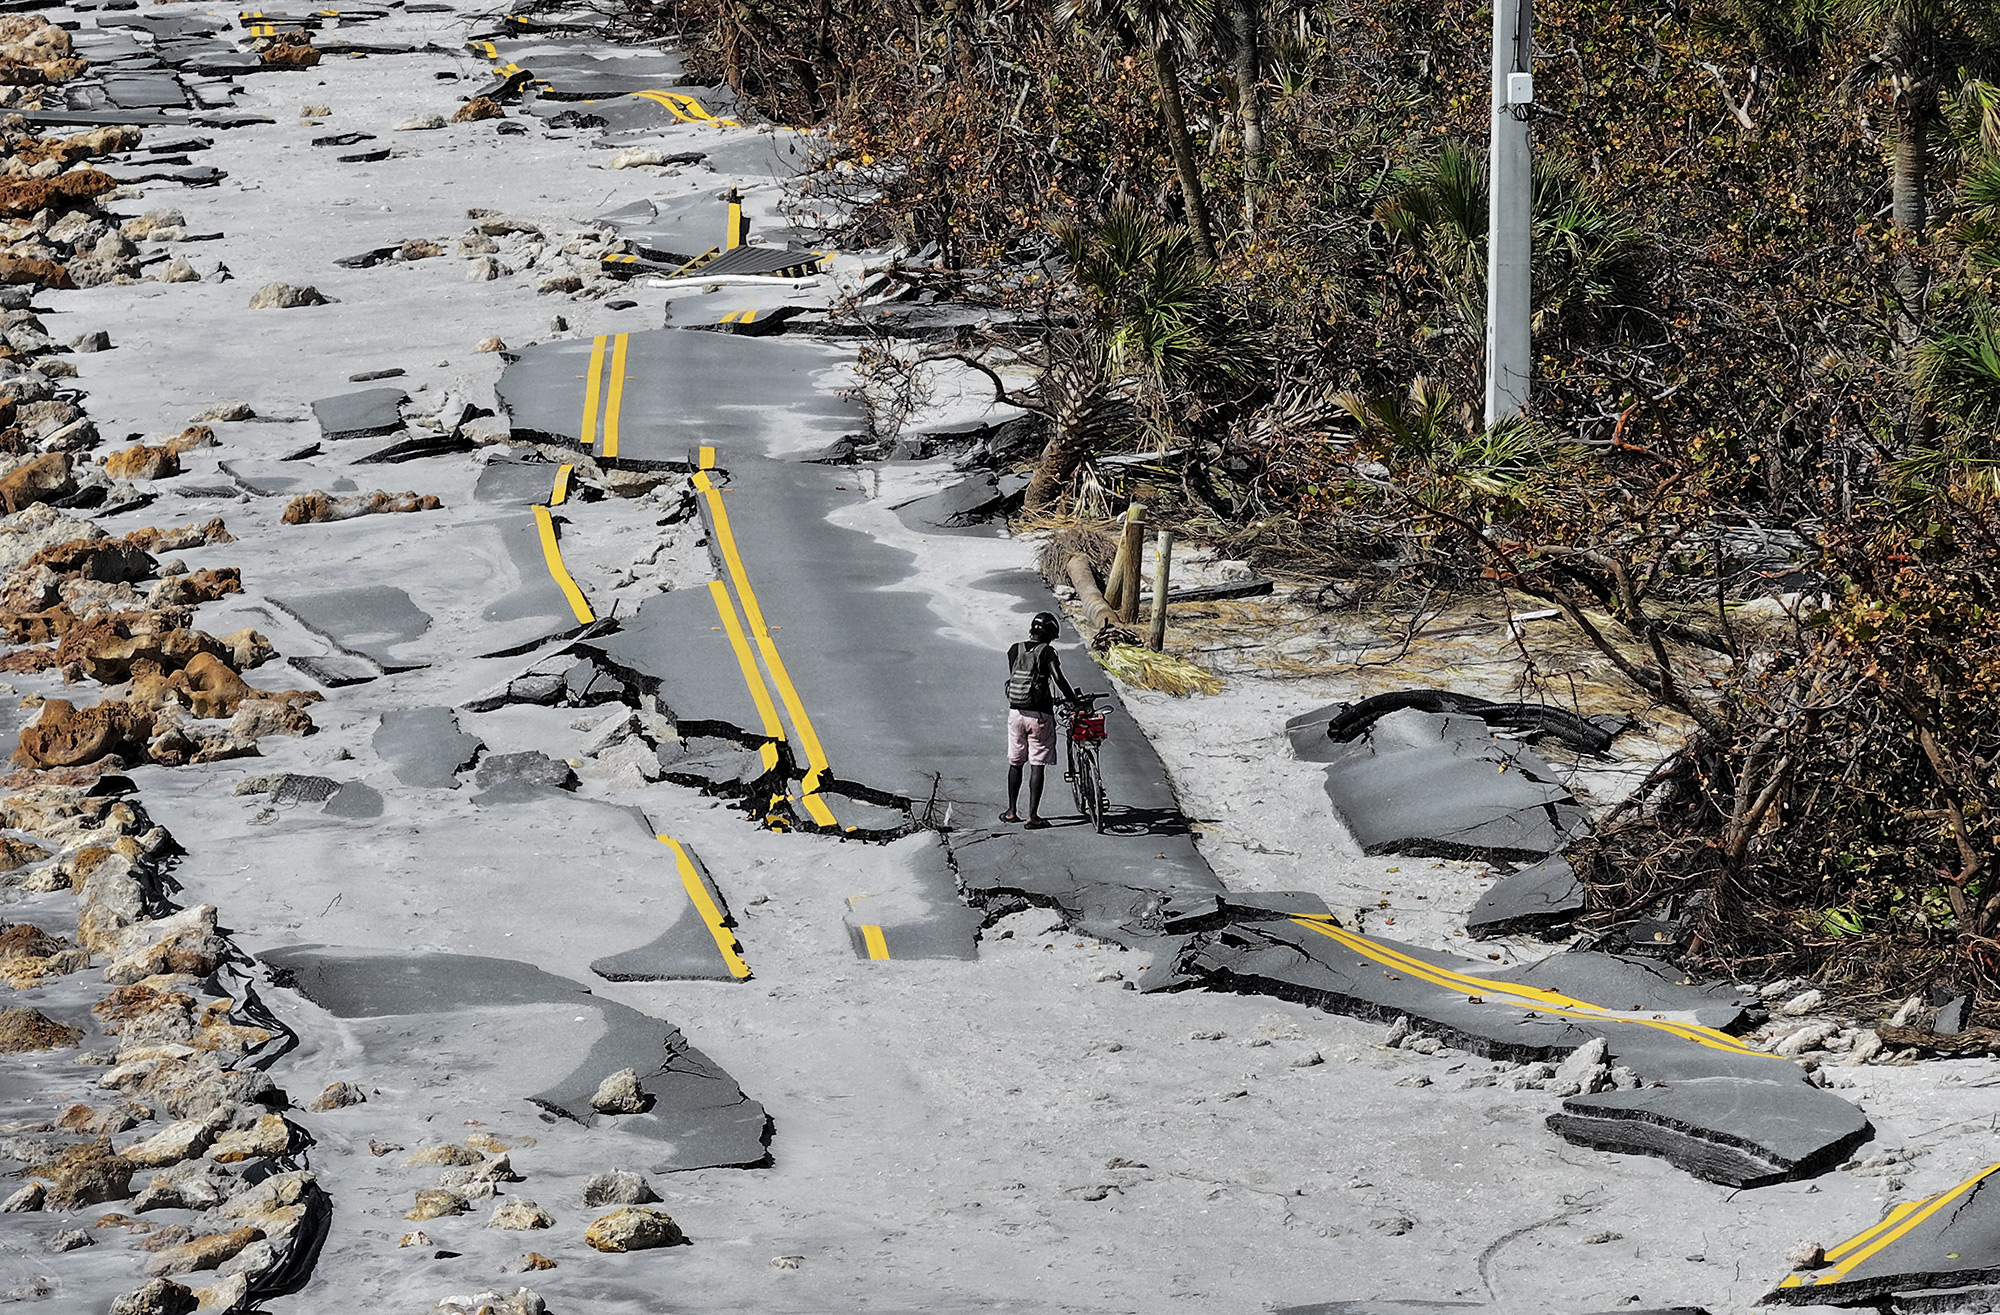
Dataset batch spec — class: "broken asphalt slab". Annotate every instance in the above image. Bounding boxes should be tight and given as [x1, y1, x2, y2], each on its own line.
[1467, 853, 1586, 939]
[372, 705, 483, 788]
[1159, 910, 1869, 1187]
[310, 386, 408, 441]
[261, 945, 770, 1167]
[1286, 705, 1590, 862]
[1762, 1160, 2000, 1309]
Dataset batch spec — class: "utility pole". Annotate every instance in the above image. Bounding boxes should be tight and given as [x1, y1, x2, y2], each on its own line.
[1484, 0, 1534, 426]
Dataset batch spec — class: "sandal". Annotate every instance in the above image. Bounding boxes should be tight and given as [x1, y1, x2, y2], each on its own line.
[999, 811, 1021, 824]
[1023, 817, 1051, 830]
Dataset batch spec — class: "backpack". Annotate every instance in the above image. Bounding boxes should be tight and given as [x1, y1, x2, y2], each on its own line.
[1005, 642, 1049, 708]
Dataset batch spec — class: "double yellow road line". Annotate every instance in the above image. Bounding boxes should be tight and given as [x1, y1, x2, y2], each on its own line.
[1289, 916, 1771, 1059]
[579, 334, 629, 460]
[632, 89, 739, 127]
[1777, 1160, 2000, 1291]
[693, 446, 842, 832]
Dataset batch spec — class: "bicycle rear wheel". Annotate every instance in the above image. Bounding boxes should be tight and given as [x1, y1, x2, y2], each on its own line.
[1068, 737, 1089, 814]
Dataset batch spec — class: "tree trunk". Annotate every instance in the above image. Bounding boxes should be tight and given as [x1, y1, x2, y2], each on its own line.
[1892, 88, 1928, 243]
[1231, 0, 1265, 231]
[1151, 41, 1217, 261]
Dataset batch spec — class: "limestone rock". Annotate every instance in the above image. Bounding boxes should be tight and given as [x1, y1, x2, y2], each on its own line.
[109, 1278, 196, 1315]
[399, 238, 443, 260]
[535, 273, 582, 295]
[215, 1170, 318, 1239]
[0, 1006, 82, 1052]
[585, 1206, 685, 1252]
[458, 233, 499, 255]
[190, 1273, 248, 1310]
[143, 1225, 261, 1277]
[488, 1199, 553, 1230]
[449, 97, 502, 123]
[189, 402, 253, 423]
[465, 256, 508, 281]
[217, 1236, 277, 1278]
[394, 113, 446, 130]
[589, 1068, 647, 1114]
[607, 147, 667, 169]
[45, 1226, 92, 1252]
[1546, 1037, 1610, 1098]
[405, 1188, 471, 1221]
[103, 444, 181, 482]
[120, 1119, 213, 1168]
[205, 1114, 292, 1163]
[403, 1143, 482, 1168]
[475, 335, 505, 352]
[104, 906, 229, 985]
[307, 1080, 365, 1111]
[280, 490, 442, 524]
[432, 1289, 544, 1315]
[1, 1181, 44, 1211]
[158, 258, 196, 284]
[0, 452, 76, 515]
[33, 1135, 132, 1208]
[246, 283, 327, 310]
[581, 1170, 658, 1206]
[1782, 988, 1825, 1016]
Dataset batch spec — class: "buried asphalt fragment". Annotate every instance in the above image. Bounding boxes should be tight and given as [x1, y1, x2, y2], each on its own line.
[262, 946, 770, 1167]
[372, 705, 483, 789]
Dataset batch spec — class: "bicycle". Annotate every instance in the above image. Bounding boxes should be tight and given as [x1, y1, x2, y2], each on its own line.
[1060, 692, 1111, 833]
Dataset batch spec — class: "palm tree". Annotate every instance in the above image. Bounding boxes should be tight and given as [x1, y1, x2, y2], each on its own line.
[1223, 0, 1267, 228]
[1376, 145, 1653, 342]
[1021, 204, 1255, 509]
[1057, 0, 1219, 260]
[1844, 0, 2000, 243]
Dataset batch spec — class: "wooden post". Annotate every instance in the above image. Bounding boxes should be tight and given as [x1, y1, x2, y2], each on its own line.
[1115, 505, 1146, 623]
[1148, 529, 1173, 651]
[1103, 504, 1144, 614]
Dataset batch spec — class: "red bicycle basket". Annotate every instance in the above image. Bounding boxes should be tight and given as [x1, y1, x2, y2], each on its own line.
[1070, 713, 1108, 743]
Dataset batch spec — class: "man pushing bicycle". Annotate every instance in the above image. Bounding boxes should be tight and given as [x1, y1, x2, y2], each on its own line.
[1001, 611, 1080, 829]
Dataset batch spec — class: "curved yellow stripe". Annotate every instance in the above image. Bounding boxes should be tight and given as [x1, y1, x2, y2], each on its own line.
[532, 505, 594, 625]
[549, 464, 573, 507]
[602, 334, 628, 460]
[861, 924, 890, 960]
[658, 835, 750, 979]
[1806, 1162, 2000, 1286]
[694, 471, 840, 826]
[754, 635, 837, 828]
[580, 335, 607, 447]
[1290, 918, 1768, 1058]
[694, 471, 770, 636]
[705, 581, 785, 762]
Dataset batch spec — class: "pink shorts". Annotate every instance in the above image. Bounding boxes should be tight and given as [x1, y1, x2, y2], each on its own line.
[1007, 709, 1055, 766]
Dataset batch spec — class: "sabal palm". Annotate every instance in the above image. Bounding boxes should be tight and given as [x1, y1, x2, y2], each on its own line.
[1057, 0, 1219, 259]
[1376, 145, 1652, 339]
[1844, 0, 2000, 240]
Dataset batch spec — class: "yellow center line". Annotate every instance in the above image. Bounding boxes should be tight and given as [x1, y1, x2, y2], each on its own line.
[657, 835, 750, 979]
[532, 505, 594, 625]
[579, 335, 607, 448]
[693, 469, 841, 827]
[705, 581, 785, 773]
[1290, 917, 1770, 1058]
[549, 463, 573, 507]
[693, 470, 771, 637]
[1796, 1161, 2000, 1287]
[603, 333, 628, 460]
[860, 924, 890, 960]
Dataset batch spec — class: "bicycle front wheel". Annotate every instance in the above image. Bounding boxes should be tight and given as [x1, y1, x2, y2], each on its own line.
[1068, 738, 1089, 814]
[1082, 748, 1106, 833]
